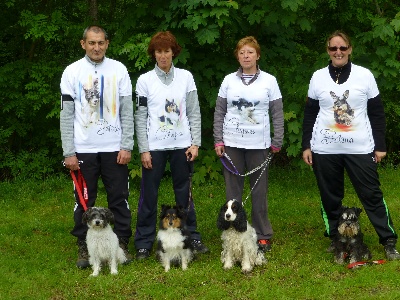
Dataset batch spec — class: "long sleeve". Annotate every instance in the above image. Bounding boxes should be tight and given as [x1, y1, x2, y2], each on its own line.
[302, 97, 320, 150]
[213, 96, 227, 145]
[367, 94, 386, 152]
[269, 98, 284, 148]
[186, 90, 201, 146]
[119, 95, 134, 151]
[60, 96, 76, 157]
[134, 102, 149, 154]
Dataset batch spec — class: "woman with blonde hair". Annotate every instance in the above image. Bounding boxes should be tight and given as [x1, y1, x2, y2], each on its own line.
[214, 36, 284, 252]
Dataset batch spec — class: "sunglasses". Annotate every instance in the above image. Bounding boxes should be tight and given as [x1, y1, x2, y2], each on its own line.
[328, 46, 349, 52]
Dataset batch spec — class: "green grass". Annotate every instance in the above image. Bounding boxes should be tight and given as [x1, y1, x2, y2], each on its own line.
[1, 167, 400, 299]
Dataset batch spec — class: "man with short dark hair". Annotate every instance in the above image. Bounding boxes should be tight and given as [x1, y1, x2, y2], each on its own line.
[60, 25, 134, 268]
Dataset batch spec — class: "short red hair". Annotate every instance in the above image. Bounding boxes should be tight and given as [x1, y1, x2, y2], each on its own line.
[147, 31, 182, 60]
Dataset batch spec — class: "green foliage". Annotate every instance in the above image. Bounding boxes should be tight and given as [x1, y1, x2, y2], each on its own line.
[0, 149, 58, 180]
[193, 148, 223, 185]
[1, 0, 400, 180]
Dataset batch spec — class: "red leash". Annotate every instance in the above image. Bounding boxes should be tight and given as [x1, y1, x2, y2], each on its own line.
[347, 259, 386, 269]
[70, 170, 88, 211]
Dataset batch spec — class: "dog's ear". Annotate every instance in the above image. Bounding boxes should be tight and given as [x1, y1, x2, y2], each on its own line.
[104, 208, 114, 224]
[217, 204, 230, 230]
[82, 209, 90, 224]
[232, 205, 247, 232]
[355, 207, 362, 216]
[160, 205, 168, 218]
[177, 206, 188, 220]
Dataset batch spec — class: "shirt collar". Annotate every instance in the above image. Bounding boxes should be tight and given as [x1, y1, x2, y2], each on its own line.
[155, 63, 175, 77]
[236, 65, 260, 85]
[85, 55, 106, 66]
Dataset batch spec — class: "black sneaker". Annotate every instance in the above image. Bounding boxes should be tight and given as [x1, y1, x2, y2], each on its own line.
[258, 239, 272, 253]
[119, 238, 133, 265]
[384, 238, 400, 260]
[136, 248, 150, 260]
[190, 239, 210, 254]
[76, 240, 90, 269]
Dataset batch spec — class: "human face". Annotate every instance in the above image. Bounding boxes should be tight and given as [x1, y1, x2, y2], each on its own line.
[80, 31, 109, 63]
[237, 44, 260, 74]
[327, 36, 352, 68]
[155, 48, 173, 73]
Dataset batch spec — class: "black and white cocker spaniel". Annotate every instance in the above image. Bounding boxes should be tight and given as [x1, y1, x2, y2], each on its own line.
[217, 199, 266, 273]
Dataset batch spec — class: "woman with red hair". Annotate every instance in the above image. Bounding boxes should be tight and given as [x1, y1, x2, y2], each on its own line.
[134, 31, 209, 259]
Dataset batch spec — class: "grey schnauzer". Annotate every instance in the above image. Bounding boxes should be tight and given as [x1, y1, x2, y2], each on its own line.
[332, 206, 372, 264]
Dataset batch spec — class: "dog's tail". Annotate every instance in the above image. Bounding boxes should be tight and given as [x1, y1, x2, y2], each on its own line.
[118, 247, 127, 264]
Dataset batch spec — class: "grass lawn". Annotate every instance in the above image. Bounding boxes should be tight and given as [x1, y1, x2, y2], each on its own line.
[1, 166, 400, 299]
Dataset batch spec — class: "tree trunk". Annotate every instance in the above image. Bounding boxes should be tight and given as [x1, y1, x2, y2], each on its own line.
[88, 0, 98, 23]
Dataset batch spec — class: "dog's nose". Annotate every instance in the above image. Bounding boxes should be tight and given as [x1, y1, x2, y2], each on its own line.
[95, 220, 101, 225]
[225, 214, 231, 220]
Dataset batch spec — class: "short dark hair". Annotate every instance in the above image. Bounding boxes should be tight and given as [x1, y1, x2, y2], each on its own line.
[82, 25, 108, 41]
[147, 31, 182, 60]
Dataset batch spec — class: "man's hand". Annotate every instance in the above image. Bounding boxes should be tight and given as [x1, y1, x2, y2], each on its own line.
[63, 155, 80, 171]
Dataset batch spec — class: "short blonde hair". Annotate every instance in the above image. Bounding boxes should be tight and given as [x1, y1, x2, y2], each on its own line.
[234, 36, 261, 59]
[326, 30, 352, 48]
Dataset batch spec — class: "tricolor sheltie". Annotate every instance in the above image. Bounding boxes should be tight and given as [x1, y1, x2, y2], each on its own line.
[156, 205, 193, 272]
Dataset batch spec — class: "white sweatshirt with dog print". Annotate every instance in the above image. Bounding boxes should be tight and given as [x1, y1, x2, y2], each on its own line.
[214, 67, 283, 150]
[307, 63, 379, 154]
[60, 55, 134, 157]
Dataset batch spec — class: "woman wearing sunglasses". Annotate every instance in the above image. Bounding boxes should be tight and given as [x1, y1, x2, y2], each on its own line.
[302, 30, 400, 261]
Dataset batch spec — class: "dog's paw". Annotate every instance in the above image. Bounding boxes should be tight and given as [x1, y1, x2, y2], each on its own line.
[256, 253, 267, 265]
[241, 266, 253, 274]
[223, 263, 233, 270]
[90, 272, 99, 277]
[110, 269, 118, 275]
[334, 257, 345, 265]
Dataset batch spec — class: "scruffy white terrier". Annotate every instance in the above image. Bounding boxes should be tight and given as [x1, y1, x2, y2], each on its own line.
[82, 207, 126, 276]
[217, 199, 266, 273]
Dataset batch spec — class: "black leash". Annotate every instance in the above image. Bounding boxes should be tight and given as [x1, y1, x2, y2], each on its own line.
[187, 153, 194, 211]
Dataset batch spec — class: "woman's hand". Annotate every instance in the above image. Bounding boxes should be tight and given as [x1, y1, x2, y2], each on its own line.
[374, 151, 386, 163]
[141, 152, 152, 169]
[215, 145, 225, 158]
[185, 145, 199, 161]
[302, 149, 313, 166]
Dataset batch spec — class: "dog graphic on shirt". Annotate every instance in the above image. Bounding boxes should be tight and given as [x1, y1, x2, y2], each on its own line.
[82, 78, 100, 127]
[159, 99, 180, 127]
[232, 98, 260, 124]
[330, 90, 354, 126]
